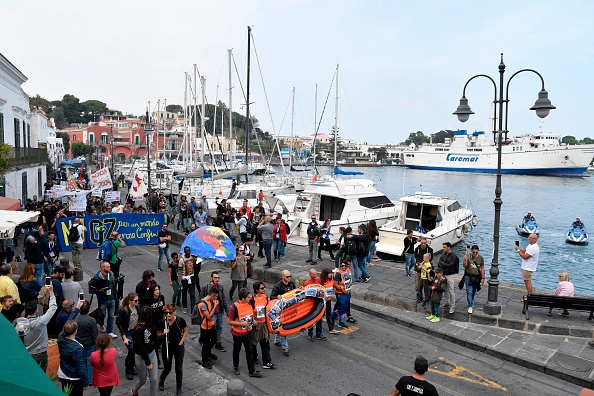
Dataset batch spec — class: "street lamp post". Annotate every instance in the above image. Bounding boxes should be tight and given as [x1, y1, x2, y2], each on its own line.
[144, 110, 155, 202]
[110, 126, 114, 178]
[453, 54, 555, 315]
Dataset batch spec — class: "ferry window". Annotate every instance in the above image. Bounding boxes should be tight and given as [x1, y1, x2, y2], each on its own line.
[359, 196, 395, 209]
[447, 201, 461, 212]
[320, 196, 346, 220]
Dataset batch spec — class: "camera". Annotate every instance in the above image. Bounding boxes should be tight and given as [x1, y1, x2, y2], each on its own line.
[15, 255, 22, 262]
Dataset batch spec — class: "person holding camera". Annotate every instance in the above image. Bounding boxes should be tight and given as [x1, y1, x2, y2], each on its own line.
[462, 245, 484, 314]
[108, 232, 126, 278]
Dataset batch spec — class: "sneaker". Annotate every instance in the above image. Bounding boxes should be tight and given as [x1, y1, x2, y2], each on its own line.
[183, 308, 187, 314]
[338, 322, 349, 328]
[177, 390, 184, 396]
[215, 343, 226, 352]
[421, 301, 427, 307]
[131, 390, 139, 396]
[449, 307, 455, 314]
[158, 379, 165, 391]
[157, 268, 163, 272]
[283, 348, 290, 356]
[311, 261, 317, 265]
[308, 336, 315, 342]
[126, 372, 134, 380]
[426, 314, 435, 320]
[109, 333, 118, 339]
[347, 316, 357, 323]
[262, 362, 277, 369]
[202, 361, 212, 369]
[274, 341, 281, 346]
[316, 336, 327, 341]
[249, 371, 263, 378]
[305, 259, 312, 263]
[318, 257, 323, 261]
[468, 307, 473, 314]
[329, 329, 341, 334]
[233, 367, 240, 375]
[430, 317, 441, 322]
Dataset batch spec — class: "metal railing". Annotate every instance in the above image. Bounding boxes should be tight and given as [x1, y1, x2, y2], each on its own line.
[8, 147, 48, 167]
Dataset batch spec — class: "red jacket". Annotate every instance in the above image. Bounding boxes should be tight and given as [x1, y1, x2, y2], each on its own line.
[272, 223, 287, 242]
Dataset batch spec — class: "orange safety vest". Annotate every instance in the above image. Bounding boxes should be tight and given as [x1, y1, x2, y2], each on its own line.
[252, 294, 268, 323]
[334, 268, 352, 294]
[323, 279, 334, 301]
[199, 300, 215, 330]
[232, 301, 254, 335]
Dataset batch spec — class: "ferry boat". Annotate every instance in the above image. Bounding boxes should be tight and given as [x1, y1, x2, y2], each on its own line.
[402, 130, 594, 177]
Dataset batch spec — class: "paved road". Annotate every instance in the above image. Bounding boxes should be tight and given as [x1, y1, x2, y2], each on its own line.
[74, 244, 583, 396]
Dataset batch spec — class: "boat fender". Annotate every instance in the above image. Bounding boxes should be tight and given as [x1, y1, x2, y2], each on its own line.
[455, 228, 462, 238]
[462, 224, 470, 236]
[472, 216, 478, 227]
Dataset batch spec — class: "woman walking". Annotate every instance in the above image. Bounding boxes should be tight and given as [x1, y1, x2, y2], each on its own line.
[318, 218, 334, 261]
[227, 288, 262, 377]
[250, 282, 277, 369]
[157, 304, 187, 396]
[366, 220, 379, 266]
[229, 247, 247, 301]
[131, 306, 158, 396]
[116, 292, 139, 381]
[148, 285, 165, 369]
[90, 333, 120, 396]
[320, 269, 341, 335]
[168, 252, 181, 306]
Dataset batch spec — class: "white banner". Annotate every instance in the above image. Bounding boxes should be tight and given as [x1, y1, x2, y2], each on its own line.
[90, 167, 113, 190]
[91, 188, 103, 197]
[104, 191, 121, 202]
[130, 171, 148, 198]
[132, 195, 145, 201]
[190, 185, 203, 198]
[52, 185, 65, 191]
[68, 195, 87, 212]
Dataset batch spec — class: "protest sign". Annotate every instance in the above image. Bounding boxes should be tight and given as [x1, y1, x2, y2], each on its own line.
[190, 185, 203, 198]
[104, 191, 120, 202]
[55, 212, 165, 252]
[90, 168, 113, 190]
[130, 171, 148, 197]
[91, 188, 103, 197]
[68, 195, 87, 212]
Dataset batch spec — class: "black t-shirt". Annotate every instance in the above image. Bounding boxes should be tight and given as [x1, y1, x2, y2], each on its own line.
[157, 316, 187, 347]
[168, 262, 179, 281]
[158, 230, 170, 248]
[395, 376, 439, 396]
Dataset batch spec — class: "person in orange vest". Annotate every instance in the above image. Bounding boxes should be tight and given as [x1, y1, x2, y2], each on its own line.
[227, 288, 263, 377]
[332, 259, 353, 328]
[250, 282, 277, 370]
[199, 289, 219, 369]
[320, 268, 341, 335]
[304, 269, 327, 341]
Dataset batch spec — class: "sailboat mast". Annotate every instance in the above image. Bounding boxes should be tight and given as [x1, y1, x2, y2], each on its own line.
[313, 83, 317, 168]
[290, 87, 295, 169]
[193, 64, 198, 172]
[228, 49, 234, 169]
[201, 76, 206, 168]
[245, 26, 251, 183]
[333, 64, 339, 169]
[184, 73, 188, 167]
[163, 99, 167, 160]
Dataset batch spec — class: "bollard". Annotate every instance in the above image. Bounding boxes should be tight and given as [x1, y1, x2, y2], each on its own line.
[73, 267, 84, 282]
[227, 379, 245, 396]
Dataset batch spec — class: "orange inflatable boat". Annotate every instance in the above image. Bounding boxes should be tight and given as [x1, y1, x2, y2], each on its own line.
[266, 284, 326, 337]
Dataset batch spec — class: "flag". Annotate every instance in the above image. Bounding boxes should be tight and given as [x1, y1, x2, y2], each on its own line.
[65, 169, 78, 191]
[311, 166, 319, 183]
[130, 171, 148, 197]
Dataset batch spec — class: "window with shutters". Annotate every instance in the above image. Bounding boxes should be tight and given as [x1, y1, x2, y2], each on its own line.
[14, 118, 20, 147]
[0, 113, 4, 143]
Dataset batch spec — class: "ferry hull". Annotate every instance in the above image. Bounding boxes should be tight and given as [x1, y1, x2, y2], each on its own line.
[406, 164, 588, 177]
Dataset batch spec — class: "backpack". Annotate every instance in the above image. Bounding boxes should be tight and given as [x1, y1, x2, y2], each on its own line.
[244, 216, 253, 235]
[284, 222, 290, 235]
[192, 300, 207, 326]
[356, 239, 368, 258]
[68, 225, 80, 242]
[96, 240, 114, 261]
[345, 237, 358, 256]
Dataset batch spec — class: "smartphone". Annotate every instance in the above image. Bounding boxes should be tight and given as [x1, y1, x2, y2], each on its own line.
[79, 291, 85, 301]
[515, 240, 520, 247]
[45, 276, 51, 287]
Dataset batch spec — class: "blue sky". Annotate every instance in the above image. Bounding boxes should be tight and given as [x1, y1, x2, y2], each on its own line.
[2, 1, 593, 144]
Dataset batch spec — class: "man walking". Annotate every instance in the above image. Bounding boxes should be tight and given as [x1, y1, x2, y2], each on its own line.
[305, 215, 320, 265]
[108, 231, 126, 277]
[92, 262, 118, 338]
[403, 230, 417, 277]
[437, 242, 459, 314]
[70, 218, 86, 270]
[259, 216, 274, 269]
[516, 234, 539, 298]
[270, 270, 296, 356]
[200, 271, 229, 352]
[304, 269, 326, 342]
[158, 223, 172, 272]
[389, 355, 439, 396]
[462, 245, 484, 314]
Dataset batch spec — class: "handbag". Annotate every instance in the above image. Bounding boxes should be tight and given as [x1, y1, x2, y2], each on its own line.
[158, 243, 167, 249]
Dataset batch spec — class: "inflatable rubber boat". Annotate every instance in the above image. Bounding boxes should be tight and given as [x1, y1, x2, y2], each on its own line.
[266, 284, 326, 337]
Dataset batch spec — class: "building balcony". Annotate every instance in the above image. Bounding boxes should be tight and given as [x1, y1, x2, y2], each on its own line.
[9, 147, 48, 167]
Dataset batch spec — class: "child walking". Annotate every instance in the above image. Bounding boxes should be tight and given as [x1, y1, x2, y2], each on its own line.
[427, 267, 447, 323]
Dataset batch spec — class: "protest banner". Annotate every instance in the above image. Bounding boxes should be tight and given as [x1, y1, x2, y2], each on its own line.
[68, 195, 87, 212]
[90, 168, 113, 190]
[55, 212, 165, 252]
[190, 185, 203, 198]
[130, 171, 148, 197]
[91, 188, 103, 197]
[104, 191, 121, 202]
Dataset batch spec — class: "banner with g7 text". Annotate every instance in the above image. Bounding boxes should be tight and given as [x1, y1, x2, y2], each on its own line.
[55, 213, 165, 252]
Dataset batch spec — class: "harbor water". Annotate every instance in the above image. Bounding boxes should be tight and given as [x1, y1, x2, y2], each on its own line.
[311, 166, 594, 296]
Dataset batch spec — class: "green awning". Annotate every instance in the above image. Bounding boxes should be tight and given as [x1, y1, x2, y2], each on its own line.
[0, 315, 64, 395]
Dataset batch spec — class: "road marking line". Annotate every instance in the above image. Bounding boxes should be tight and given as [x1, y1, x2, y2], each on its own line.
[327, 339, 465, 396]
[431, 356, 507, 391]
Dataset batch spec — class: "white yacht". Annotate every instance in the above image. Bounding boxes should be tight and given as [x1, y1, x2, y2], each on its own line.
[375, 192, 477, 256]
[285, 179, 399, 246]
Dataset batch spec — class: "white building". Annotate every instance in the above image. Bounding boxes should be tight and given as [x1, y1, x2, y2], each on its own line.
[0, 53, 47, 202]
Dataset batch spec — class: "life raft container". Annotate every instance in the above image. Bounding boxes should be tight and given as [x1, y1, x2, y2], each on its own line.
[266, 284, 326, 337]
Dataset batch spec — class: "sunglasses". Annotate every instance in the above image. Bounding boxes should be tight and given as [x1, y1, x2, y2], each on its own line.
[132, 299, 139, 302]
[259, 286, 266, 290]
[164, 311, 174, 315]
[284, 275, 292, 278]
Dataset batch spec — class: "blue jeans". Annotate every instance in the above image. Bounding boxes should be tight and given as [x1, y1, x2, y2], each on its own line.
[307, 318, 323, 338]
[214, 312, 224, 344]
[325, 300, 335, 331]
[333, 293, 350, 323]
[84, 345, 96, 386]
[347, 255, 360, 281]
[405, 253, 416, 276]
[275, 335, 289, 349]
[430, 301, 441, 318]
[158, 246, 171, 269]
[366, 240, 376, 264]
[100, 298, 116, 334]
[358, 257, 369, 279]
[464, 276, 477, 308]
[263, 239, 272, 266]
[182, 217, 192, 230]
[279, 241, 286, 257]
[272, 239, 283, 259]
[35, 263, 44, 285]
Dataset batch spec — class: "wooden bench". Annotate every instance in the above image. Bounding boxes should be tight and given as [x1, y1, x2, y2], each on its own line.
[522, 294, 594, 321]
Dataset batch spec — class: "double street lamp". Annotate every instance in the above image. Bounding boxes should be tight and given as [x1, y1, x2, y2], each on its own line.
[144, 110, 156, 199]
[453, 53, 555, 315]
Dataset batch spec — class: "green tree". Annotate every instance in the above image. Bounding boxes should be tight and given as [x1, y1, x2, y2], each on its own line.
[81, 100, 108, 123]
[166, 104, 183, 114]
[562, 135, 579, 145]
[368, 147, 388, 162]
[55, 94, 84, 125]
[582, 137, 594, 145]
[432, 130, 454, 143]
[71, 143, 94, 157]
[29, 94, 51, 112]
[0, 143, 13, 176]
[403, 131, 429, 146]
[56, 132, 71, 155]
[50, 107, 66, 129]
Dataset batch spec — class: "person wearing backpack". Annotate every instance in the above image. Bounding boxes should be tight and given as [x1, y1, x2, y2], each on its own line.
[198, 289, 219, 369]
[69, 218, 87, 270]
[103, 232, 126, 278]
[352, 224, 371, 283]
[305, 215, 321, 265]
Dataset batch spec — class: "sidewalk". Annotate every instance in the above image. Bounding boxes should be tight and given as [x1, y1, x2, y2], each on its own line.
[169, 228, 594, 389]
